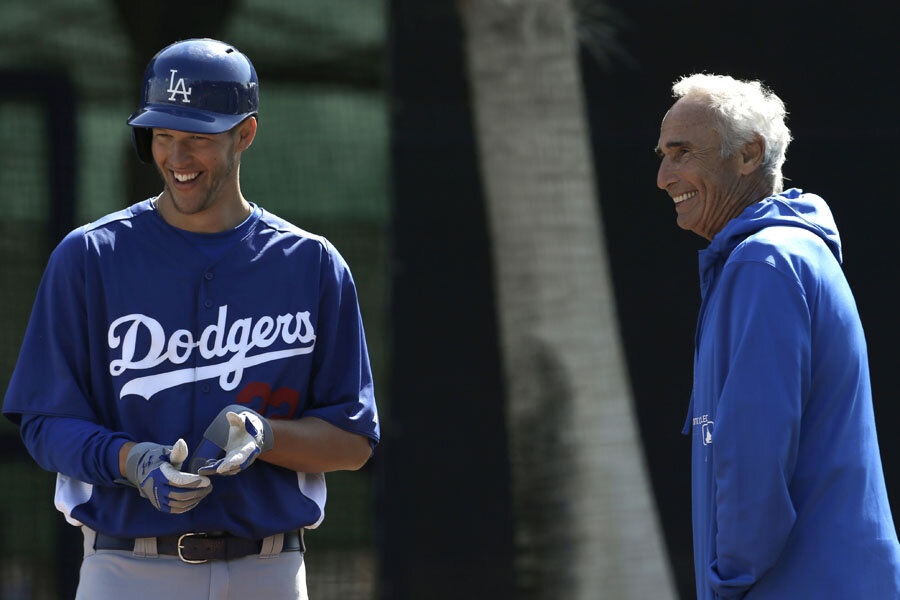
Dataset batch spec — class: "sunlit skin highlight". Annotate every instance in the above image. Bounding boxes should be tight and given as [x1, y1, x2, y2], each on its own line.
[655, 98, 772, 241]
[151, 117, 257, 233]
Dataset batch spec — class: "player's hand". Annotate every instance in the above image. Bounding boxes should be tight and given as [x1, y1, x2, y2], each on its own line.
[123, 439, 212, 513]
[190, 405, 273, 476]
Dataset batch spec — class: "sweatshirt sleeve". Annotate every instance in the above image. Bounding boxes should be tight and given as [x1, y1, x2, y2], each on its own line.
[19, 414, 132, 486]
[708, 260, 809, 597]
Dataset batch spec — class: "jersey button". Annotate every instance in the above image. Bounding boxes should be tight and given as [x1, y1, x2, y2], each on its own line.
[201, 384, 210, 393]
[204, 300, 213, 308]
[204, 272, 214, 280]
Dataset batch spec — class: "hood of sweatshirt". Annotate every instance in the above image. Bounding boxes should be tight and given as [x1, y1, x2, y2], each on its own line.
[698, 188, 842, 291]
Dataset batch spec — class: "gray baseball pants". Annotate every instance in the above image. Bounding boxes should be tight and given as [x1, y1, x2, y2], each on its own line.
[75, 526, 308, 600]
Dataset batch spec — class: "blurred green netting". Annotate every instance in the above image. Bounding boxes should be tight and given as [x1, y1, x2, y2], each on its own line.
[0, 103, 50, 222]
[77, 104, 131, 222]
[0, 111, 51, 600]
[0, 102, 49, 401]
[0, 1, 388, 598]
[241, 86, 388, 223]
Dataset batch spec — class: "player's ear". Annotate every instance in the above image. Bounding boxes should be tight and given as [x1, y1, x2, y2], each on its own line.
[234, 117, 257, 152]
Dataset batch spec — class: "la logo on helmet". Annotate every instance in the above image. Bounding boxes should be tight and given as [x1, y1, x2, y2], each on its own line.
[167, 69, 192, 103]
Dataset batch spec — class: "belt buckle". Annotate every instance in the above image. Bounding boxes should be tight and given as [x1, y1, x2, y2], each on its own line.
[177, 532, 208, 564]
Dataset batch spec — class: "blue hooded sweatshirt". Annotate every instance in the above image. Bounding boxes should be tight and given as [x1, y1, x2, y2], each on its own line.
[685, 189, 900, 599]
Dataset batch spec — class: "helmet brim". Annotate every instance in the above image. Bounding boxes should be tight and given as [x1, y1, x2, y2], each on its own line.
[127, 104, 254, 134]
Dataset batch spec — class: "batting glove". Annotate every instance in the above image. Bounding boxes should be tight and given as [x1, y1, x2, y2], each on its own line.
[123, 439, 212, 513]
[190, 405, 274, 476]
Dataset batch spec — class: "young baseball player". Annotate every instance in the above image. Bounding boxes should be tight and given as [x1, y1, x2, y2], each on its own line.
[2, 38, 380, 599]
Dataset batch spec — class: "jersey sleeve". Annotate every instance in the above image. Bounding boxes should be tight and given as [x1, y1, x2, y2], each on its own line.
[708, 260, 809, 597]
[2, 228, 99, 423]
[19, 414, 131, 486]
[302, 241, 380, 445]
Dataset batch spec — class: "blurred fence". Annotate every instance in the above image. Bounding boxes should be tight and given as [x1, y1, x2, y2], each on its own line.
[0, 1, 388, 598]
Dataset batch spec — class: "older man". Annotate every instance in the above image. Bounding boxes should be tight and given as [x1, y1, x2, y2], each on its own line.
[656, 73, 900, 598]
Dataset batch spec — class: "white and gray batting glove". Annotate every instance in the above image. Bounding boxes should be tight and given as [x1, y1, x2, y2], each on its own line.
[123, 439, 212, 513]
[189, 405, 274, 476]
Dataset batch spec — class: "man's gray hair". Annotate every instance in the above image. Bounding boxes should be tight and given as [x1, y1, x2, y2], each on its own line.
[672, 73, 792, 192]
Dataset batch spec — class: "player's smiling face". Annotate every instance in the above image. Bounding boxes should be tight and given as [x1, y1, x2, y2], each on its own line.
[151, 127, 239, 216]
[655, 98, 747, 241]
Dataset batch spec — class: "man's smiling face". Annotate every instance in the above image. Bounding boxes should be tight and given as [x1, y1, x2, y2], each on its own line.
[655, 98, 746, 240]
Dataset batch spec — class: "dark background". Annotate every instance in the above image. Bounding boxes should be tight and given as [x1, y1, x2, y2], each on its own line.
[387, 1, 898, 598]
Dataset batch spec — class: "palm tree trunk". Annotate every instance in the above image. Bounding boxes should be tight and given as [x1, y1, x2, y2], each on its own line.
[457, 1, 676, 597]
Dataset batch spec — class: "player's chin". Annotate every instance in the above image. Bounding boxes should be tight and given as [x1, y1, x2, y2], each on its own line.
[167, 189, 213, 215]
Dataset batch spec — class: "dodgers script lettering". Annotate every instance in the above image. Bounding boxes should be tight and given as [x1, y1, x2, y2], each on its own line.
[108, 305, 316, 400]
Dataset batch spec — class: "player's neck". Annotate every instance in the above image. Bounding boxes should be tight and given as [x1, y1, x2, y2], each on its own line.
[154, 187, 252, 234]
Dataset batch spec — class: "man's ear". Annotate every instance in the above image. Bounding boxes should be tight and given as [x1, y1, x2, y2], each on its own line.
[739, 133, 765, 175]
[234, 116, 257, 152]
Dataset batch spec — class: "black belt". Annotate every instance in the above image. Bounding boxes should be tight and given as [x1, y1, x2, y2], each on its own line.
[94, 531, 303, 563]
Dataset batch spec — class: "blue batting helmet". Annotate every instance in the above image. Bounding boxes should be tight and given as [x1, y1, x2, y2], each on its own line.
[127, 38, 259, 163]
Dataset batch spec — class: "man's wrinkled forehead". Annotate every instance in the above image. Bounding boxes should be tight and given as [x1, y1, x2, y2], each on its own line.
[657, 98, 718, 147]
[663, 98, 715, 129]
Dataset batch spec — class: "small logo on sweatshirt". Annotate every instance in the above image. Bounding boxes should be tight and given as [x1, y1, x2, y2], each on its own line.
[693, 414, 715, 445]
[702, 422, 714, 445]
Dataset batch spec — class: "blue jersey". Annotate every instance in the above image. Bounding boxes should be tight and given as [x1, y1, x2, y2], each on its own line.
[3, 199, 380, 539]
